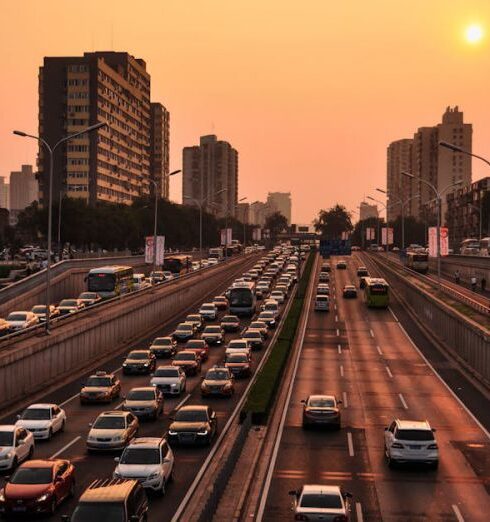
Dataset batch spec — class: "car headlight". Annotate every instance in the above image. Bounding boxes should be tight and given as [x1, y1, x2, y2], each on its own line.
[0, 452, 12, 461]
[168, 430, 178, 436]
[144, 363, 149, 367]
[151, 383, 157, 387]
[197, 428, 209, 435]
[148, 472, 160, 480]
[113, 435, 123, 442]
[36, 493, 49, 503]
[113, 471, 121, 479]
[170, 383, 177, 387]
[0, 491, 5, 502]
[122, 363, 128, 367]
[224, 383, 232, 389]
[87, 436, 96, 442]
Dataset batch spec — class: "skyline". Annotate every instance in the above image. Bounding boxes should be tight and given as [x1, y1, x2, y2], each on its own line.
[1, 1, 490, 223]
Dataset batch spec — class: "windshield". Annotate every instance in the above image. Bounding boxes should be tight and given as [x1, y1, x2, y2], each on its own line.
[229, 288, 253, 306]
[265, 303, 278, 311]
[59, 300, 77, 307]
[32, 306, 47, 313]
[175, 410, 208, 422]
[222, 316, 238, 323]
[127, 390, 155, 401]
[396, 429, 434, 441]
[300, 493, 342, 509]
[21, 408, 51, 420]
[227, 355, 247, 363]
[259, 312, 274, 319]
[244, 331, 260, 338]
[71, 503, 125, 522]
[86, 377, 111, 387]
[10, 467, 53, 485]
[201, 304, 214, 310]
[176, 325, 192, 331]
[174, 353, 194, 361]
[204, 327, 221, 333]
[88, 273, 115, 292]
[152, 338, 172, 346]
[186, 341, 204, 348]
[155, 369, 178, 377]
[128, 352, 149, 360]
[250, 323, 265, 329]
[0, 432, 13, 446]
[187, 315, 201, 322]
[120, 448, 160, 464]
[7, 313, 27, 321]
[309, 398, 335, 407]
[206, 370, 229, 380]
[80, 293, 97, 299]
[93, 417, 125, 429]
[229, 341, 247, 348]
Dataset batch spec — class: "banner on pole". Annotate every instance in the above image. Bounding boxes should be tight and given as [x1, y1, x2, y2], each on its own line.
[381, 227, 393, 246]
[366, 227, 375, 241]
[429, 227, 448, 257]
[145, 236, 165, 265]
[220, 228, 232, 246]
[252, 228, 262, 241]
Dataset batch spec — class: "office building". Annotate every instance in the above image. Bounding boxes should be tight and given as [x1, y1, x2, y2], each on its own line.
[249, 201, 270, 226]
[0, 177, 9, 209]
[266, 192, 292, 224]
[38, 51, 165, 205]
[9, 165, 37, 212]
[150, 102, 170, 199]
[359, 201, 378, 220]
[236, 202, 249, 224]
[182, 135, 238, 217]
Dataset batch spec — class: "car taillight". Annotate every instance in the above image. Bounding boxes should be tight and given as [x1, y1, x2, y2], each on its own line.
[333, 516, 348, 522]
[427, 443, 438, 449]
[294, 515, 309, 521]
[391, 442, 404, 449]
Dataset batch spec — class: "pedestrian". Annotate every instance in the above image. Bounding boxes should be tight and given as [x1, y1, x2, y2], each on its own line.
[455, 270, 460, 285]
[471, 275, 477, 292]
[482, 277, 487, 293]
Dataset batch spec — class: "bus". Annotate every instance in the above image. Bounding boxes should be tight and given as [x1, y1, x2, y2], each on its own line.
[479, 237, 490, 256]
[86, 266, 134, 299]
[403, 252, 429, 273]
[228, 282, 256, 316]
[460, 238, 480, 256]
[208, 247, 224, 261]
[363, 277, 389, 308]
[163, 255, 192, 275]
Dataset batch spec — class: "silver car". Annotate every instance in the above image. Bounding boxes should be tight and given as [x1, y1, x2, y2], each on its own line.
[86, 411, 139, 451]
[289, 484, 352, 521]
[122, 387, 164, 420]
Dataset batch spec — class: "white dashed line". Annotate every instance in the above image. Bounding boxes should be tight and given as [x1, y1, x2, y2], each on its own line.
[335, 315, 339, 322]
[385, 366, 393, 378]
[337, 344, 342, 354]
[50, 436, 81, 459]
[398, 393, 408, 409]
[342, 391, 348, 408]
[114, 400, 125, 410]
[347, 432, 354, 456]
[376, 345, 383, 355]
[356, 502, 364, 522]
[369, 329, 374, 338]
[174, 393, 191, 411]
[340, 365, 344, 377]
[452, 505, 465, 522]
[59, 392, 81, 408]
[336, 328, 340, 337]
[334, 303, 337, 310]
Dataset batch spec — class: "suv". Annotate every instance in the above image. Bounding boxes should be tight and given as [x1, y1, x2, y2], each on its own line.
[87, 411, 139, 451]
[289, 485, 351, 521]
[384, 419, 439, 468]
[114, 437, 174, 494]
[63, 478, 148, 522]
[357, 266, 369, 277]
[168, 405, 217, 446]
[122, 387, 164, 420]
[151, 366, 186, 395]
[201, 366, 235, 397]
[80, 371, 121, 404]
[199, 303, 218, 321]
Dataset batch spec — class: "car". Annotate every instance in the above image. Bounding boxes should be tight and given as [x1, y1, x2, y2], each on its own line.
[359, 276, 368, 289]
[261, 299, 281, 319]
[225, 339, 252, 357]
[257, 311, 277, 329]
[275, 284, 289, 297]
[316, 284, 330, 295]
[162, 271, 174, 281]
[0, 426, 34, 471]
[242, 329, 264, 350]
[357, 266, 369, 277]
[225, 351, 252, 377]
[57, 299, 85, 315]
[270, 290, 285, 304]
[79, 371, 121, 404]
[149, 271, 166, 284]
[319, 272, 330, 282]
[77, 292, 102, 306]
[16, 404, 66, 440]
[199, 303, 218, 321]
[220, 315, 240, 332]
[342, 285, 358, 298]
[172, 322, 197, 342]
[336, 260, 347, 269]
[0, 459, 75, 516]
[384, 419, 439, 468]
[113, 437, 174, 494]
[185, 313, 204, 332]
[168, 405, 217, 446]
[314, 295, 330, 312]
[122, 350, 156, 375]
[289, 484, 352, 521]
[201, 366, 235, 397]
[0, 319, 10, 337]
[255, 284, 270, 300]
[149, 336, 177, 358]
[132, 273, 151, 291]
[151, 366, 186, 395]
[30, 304, 60, 322]
[249, 320, 269, 338]
[213, 295, 228, 310]
[207, 258, 219, 266]
[184, 339, 209, 361]
[171, 351, 201, 376]
[5, 311, 39, 331]
[122, 387, 164, 420]
[301, 395, 342, 429]
[87, 411, 139, 451]
[201, 325, 225, 346]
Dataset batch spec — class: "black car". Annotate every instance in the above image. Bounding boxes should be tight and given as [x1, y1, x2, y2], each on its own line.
[168, 405, 217, 446]
[172, 322, 196, 342]
[149, 337, 177, 358]
[122, 350, 157, 375]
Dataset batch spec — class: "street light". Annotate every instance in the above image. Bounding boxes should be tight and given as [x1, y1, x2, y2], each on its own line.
[367, 196, 385, 249]
[13, 121, 108, 333]
[234, 197, 248, 249]
[402, 171, 463, 287]
[148, 169, 181, 275]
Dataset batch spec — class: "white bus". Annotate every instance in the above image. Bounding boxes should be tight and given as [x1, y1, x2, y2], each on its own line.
[229, 282, 256, 316]
[460, 238, 480, 256]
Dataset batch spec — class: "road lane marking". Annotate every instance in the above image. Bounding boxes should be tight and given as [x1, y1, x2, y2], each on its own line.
[174, 393, 191, 411]
[336, 328, 340, 336]
[342, 391, 348, 408]
[369, 329, 374, 338]
[340, 365, 344, 377]
[347, 432, 354, 456]
[356, 502, 364, 522]
[376, 345, 383, 355]
[115, 400, 125, 410]
[398, 393, 408, 409]
[337, 344, 342, 354]
[335, 314, 339, 322]
[334, 303, 337, 310]
[50, 436, 81, 459]
[452, 505, 465, 522]
[385, 366, 393, 378]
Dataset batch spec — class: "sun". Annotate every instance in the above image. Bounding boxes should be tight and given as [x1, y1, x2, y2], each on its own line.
[465, 24, 484, 44]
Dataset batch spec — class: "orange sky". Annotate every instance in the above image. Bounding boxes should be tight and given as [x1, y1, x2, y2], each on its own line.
[1, 0, 490, 223]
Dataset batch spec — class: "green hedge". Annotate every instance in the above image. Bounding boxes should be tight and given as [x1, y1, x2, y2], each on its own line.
[242, 253, 315, 425]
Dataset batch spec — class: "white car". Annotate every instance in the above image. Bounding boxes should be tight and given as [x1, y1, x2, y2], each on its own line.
[114, 437, 174, 494]
[289, 484, 352, 521]
[16, 403, 66, 440]
[207, 258, 219, 266]
[199, 303, 218, 321]
[0, 425, 34, 470]
[150, 366, 186, 395]
[6, 311, 39, 331]
[384, 419, 439, 468]
[225, 339, 252, 357]
[86, 411, 139, 451]
[261, 299, 281, 319]
[270, 290, 285, 304]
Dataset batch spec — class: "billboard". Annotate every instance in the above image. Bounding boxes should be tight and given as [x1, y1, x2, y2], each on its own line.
[319, 239, 352, 258]
[252, 228, 262, 241]
[381, 227, 393, 246]
[145, 235, 165, 265]
[366, 227, 375, 241]
[220, 228, 232, 246]
[428, 227, 449, 257]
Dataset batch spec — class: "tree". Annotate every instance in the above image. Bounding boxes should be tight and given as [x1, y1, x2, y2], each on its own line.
[265, 211, 288, 239]
[314, 204, 353, 239]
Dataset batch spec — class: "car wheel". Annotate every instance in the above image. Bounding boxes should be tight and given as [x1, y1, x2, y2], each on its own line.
[11, 456, 18, 469]
[431, 461, 439, 470]
[60, 420, 66, 433]
[69, 480, 76, 498]
[49, 498, 57, 514]
[27, 445, 34, 460]
[48, 428, 53, 440]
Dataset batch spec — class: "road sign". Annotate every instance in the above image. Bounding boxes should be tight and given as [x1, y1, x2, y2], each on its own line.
[319, 239, 351, 258]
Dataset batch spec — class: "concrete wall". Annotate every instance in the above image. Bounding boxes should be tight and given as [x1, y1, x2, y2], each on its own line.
[0, 254, 256, 410]
[431, 255, 490, 286]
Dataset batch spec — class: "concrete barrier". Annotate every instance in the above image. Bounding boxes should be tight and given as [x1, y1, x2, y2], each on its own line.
[430, 255, 490, 287]
[0, 254, 256, 410]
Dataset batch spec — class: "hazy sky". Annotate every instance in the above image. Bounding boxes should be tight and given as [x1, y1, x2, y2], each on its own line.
[1, 1, 489, 223]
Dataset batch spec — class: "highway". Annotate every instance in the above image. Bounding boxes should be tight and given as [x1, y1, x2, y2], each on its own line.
[259, 253, 490, 521]
[0, 253, 292, 521]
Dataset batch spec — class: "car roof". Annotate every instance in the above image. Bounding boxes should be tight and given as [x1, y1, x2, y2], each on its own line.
[89, 371, 114, 378]
[395, 419, 432, 430]
[128, 387, 155, 393]
[20, 459, 58, 469]
[0, 425, 17, 432]
[80, 479, 137, 502]
[156, 365, 177, 370]
[98, 411, 130, 417]
[128, 350, 150, 354]
[25, 403, 57, 409]
[301, 484, 341, 495]
[179, 405, 208, 412]
[308, 394, 335, 401]
[126, 437, 164, 448]
[152, 336, 173, 341]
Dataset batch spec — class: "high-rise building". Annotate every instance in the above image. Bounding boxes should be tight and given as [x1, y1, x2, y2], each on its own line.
[0, 177, 9, 209]
[150, 102, 170, 199]
[38, 52, 164, 206]
[266, 192, 292, 224]
[10, 165, 37, 212]
[359, 201, 378, 221]
[386, 139, 415, 222]
[182, 135, 238, 217]
[249, 201, 271, 226]
[236, 202, 249, 224]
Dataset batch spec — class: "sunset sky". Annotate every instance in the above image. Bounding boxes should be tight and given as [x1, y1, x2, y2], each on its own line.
[1, 0, 490, 223]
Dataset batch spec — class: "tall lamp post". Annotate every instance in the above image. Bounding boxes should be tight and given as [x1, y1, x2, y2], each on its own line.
[148, 169, 181, 275]
[367, 196, 386, 250]
[402, 171, 463, 287]
[231, 197, 248, 253]
[13, 121, 108, 333]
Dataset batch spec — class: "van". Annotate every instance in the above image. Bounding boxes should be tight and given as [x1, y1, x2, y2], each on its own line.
[63, 478, 148, 522]
[314, 295, 330, 312]
[132, 273, 150, 291]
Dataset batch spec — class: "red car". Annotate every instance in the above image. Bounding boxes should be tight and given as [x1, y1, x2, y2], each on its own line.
[0, 459, 75, 516]
[184, 339, 209, 361]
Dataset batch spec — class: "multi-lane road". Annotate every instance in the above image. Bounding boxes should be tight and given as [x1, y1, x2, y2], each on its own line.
[259, 253, 490, 521]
